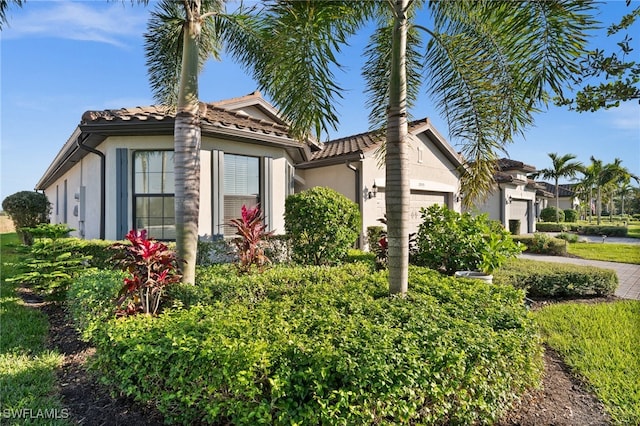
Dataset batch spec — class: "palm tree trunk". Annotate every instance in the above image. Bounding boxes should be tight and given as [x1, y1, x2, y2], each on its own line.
[596, 186, 602, 225]
[174, 19, 201, 285]
[386, 0, 409, 296]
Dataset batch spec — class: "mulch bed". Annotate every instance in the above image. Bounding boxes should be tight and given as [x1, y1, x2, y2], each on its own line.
[20, 287, 613, 425]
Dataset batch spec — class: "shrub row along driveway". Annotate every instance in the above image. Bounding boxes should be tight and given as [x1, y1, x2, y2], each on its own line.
[520, 253, 640, 300]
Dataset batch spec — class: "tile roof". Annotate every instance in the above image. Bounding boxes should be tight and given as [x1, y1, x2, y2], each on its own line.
[81, 102, 293, 139]
[496, 158, 537, 173]
[538, 182, 577, 197]
[311, 119, 430, 161]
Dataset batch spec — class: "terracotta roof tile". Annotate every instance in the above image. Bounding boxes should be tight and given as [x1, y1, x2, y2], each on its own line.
[496, 158, 537, 173]
[312, 119, 430, 161]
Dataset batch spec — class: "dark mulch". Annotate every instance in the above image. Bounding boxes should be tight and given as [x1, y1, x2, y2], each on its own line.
[21, 287, 613, 426]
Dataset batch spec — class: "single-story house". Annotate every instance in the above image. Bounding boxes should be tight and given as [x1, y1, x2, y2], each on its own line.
[35, 92, 462, 246]
[537, 182, 580, 211]
[468, 158, 551, 234]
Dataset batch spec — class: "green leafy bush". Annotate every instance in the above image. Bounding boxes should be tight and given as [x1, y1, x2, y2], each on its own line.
[540, 206, 564, 223]
[414, 205, 522, 274]
[535, 222, 568, 232]
[67, 269, 125, 341]
[89, 264, 541, 425]
[556, 232, 579, 243]
[284, 187, 361, 265]
[577, 225, 628, 237]
[563, 209, 578, 223]
[1, 191, 51, 245]
[513, 233, 567, 255]
[494, 258, 618, 297]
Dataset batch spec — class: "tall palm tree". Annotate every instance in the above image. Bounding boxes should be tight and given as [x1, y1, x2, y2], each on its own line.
[0, 0, 23, 30]
[145, 1, 363, 284]
[534, 153, 583, 223]
[260, 1, 595, 295]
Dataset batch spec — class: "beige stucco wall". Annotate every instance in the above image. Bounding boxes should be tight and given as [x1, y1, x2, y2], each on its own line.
[469, 183, 538, 234]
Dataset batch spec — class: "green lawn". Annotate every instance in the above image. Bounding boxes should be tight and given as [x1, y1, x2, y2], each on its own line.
[535, 300, 640, 425]
[0, 233, 70, 425]
[567, 242, 640, 264]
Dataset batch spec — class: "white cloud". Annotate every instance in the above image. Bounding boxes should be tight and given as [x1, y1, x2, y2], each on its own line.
[601, 101, 640, 132]
[3, 2, 148, 48]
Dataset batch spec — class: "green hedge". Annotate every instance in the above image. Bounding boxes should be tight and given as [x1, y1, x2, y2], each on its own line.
[513, 233, 567, 256]
[82, 264, 541, 425]
[535, 222, 569, 232]
[494, 258, 618, 298]
[577, 225, 628, 237]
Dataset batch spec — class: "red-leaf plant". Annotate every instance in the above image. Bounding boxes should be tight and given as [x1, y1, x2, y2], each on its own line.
[228, 204, 274, 273]
[109, 230, 182, 316]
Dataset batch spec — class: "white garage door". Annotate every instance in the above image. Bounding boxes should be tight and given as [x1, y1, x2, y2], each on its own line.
[510, 200, 529, 234]
[409, 191, 448, 234]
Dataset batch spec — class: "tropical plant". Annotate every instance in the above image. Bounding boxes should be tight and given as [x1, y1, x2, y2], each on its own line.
[109, 229, 182, 316]
[2, 191, 52, 245]
[228, 204, 273, 274]
[414, 204, 522, 275]
[540, 206, 565, 223]
[263, 1, 595, 294]
[533, 153, 583, 222]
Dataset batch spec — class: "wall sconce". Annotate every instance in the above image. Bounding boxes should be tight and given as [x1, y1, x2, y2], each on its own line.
[506, 195, 513, 204]
[368, 183, 378, 199]
[455, 193, 461, 203]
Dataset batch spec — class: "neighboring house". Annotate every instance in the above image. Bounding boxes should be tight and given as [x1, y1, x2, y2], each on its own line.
[36, 92, 462, 247]
[296, 119, 463, 248]
[469, 158, 549, 234]
[537, 182, 580, 211]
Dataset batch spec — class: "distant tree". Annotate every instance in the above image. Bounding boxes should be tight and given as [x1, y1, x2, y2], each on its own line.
[0, 0, 24, 30]
[556, 1, 639, 111]
[2, 191, 51, 245]
[534, 153, 583, 223]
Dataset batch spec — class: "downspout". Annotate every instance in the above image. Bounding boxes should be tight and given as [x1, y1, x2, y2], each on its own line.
[76, 135, 105, 239]
[346, 155, 364, 249]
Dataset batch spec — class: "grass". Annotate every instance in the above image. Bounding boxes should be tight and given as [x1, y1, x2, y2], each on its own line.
[535, 300, 640, 425]
[567, 242, 640, 264]
[0, 233, 70, 425]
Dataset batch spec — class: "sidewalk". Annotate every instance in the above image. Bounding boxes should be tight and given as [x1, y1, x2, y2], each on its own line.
[520, 253, 640, 300]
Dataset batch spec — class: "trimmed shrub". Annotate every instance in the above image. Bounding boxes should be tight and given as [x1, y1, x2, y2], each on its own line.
[513, 233, 567, 256]
[556, 232, 579, 243]
[535, 222, 568, 232]
[414, 205, 522, 275]
[540, 206, 564, 223]
[88, 264, 541, 425]
[1, 191, 51, 245]
[67, 269, 125, 341]
[577, 225, 628, 237]
[494, 258, 618, 297]
[284, 187, 361, 265]
[563, 209, 578, 223]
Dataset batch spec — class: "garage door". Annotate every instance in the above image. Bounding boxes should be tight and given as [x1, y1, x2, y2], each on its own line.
[509, 200, 529, 234]
[409, 191, 448, 234]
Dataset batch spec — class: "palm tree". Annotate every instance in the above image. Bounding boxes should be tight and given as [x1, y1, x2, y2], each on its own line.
[145, 1, 364, 284]
[0, 0, 23, 30]
[260, 1, 595, 295]
[534, 153, 583, 223]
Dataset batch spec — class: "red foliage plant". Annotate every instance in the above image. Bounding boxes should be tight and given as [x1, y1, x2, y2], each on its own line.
[109, 229, 182, 316]
[228, 204, 274, 273]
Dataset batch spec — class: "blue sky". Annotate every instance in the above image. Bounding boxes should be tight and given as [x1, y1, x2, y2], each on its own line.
[1, 0, 639, 203]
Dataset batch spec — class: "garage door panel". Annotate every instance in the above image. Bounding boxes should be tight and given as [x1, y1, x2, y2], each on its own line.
[409, 191, 447, 234]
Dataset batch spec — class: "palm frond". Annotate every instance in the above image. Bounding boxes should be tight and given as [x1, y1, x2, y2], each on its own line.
[247, 1, 373, 140]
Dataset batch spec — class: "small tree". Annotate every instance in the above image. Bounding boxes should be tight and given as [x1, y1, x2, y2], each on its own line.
[284, 187, 361, 266]
[2, 191, 51, 245]
[540, 206, 565, 223]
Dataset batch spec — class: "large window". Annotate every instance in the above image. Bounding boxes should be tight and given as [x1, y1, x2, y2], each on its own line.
[223, 154, 259, 235]
[133, 151, 175, 240]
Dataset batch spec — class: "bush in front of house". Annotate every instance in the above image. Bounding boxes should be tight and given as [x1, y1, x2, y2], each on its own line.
[284, 186, 361, 265]
[67, 269, 125, 341]
[563, 209, 578, 223]
[414, 204, 522, 275]
[577, 225, 628, 237]
[534, 222, 568, 232]
[1, 191, 51, 245]
[540, 206, 565, 223]
[494, 258, 618, 297]
[86, 264, 541, 425]
[513, 233, 567, 255]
